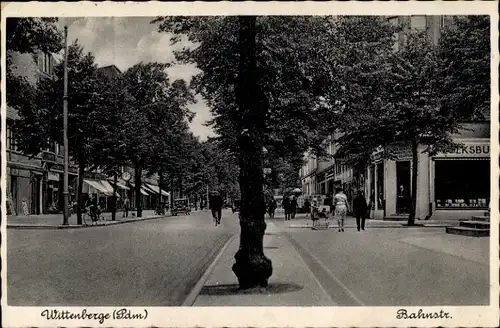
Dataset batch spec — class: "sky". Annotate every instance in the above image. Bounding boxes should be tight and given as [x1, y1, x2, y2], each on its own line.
[57, 17, 215, 141]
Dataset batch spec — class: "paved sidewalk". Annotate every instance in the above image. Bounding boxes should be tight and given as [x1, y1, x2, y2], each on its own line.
[192, 221, 335, 306]
[275, 216, 460, 229]
[398, 233, 490, 265]
[7, 209, 168, 229]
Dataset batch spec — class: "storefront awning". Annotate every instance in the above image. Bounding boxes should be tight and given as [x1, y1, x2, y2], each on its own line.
[110, 180, 130, 190]
[100, 180, 120, 198]
[146, 183, 170, 197]
[143, 184, 157, 194]
[129, 182, 150, 196]
[84, 180, 112, 195]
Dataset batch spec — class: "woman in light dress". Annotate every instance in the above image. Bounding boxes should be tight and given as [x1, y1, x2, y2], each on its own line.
[333, 186, 349, 232]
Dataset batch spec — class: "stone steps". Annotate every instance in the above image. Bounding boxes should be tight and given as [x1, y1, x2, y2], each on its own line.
[446, 210, 490, 237]
[383, 214, 409, 221]
[445, 226, 489, 237]
[472, 215, 490, 222]
[460, 220, 490, 229]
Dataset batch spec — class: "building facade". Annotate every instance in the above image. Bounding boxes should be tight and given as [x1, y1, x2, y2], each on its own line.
[6, 50, 79, 215]
[367, 123, 490, 220]
[299, 15, 490, 220]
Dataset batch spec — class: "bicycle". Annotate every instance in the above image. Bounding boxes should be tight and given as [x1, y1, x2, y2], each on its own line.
[82, 206, 106, 226]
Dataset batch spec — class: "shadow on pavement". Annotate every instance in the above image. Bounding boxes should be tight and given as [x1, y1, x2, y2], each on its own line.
[200, 283, 303, 296]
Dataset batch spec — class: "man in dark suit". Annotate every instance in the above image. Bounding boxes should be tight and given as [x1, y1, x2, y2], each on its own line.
[209, 191, 224, 226]
[353, 190, 368, 231]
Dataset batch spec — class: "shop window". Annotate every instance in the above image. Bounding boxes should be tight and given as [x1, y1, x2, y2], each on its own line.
[435, 160, 490, 208]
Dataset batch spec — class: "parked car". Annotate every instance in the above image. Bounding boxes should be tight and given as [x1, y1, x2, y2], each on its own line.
[171, 198, 190, 216]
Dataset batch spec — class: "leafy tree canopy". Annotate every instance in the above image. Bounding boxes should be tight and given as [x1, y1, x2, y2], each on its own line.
[153, 16, 338, 160]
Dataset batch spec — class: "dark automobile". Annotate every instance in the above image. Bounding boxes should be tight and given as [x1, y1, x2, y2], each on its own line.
[171, 198, 190, 216]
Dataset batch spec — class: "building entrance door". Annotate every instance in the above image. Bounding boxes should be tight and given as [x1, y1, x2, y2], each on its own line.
[30, 176, 41, 215]
[396, 161, 411, 213]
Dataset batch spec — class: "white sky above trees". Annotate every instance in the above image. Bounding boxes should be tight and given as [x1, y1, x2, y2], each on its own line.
[57, 17, 215, 140]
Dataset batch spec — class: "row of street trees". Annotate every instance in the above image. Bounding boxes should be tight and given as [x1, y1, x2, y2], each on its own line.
[154, 15, 489, 287]
[7, 15, 488, 288]
[6, 18, 240, 223]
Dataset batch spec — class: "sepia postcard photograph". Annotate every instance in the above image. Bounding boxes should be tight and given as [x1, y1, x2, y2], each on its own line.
[1, 1, 499, 327]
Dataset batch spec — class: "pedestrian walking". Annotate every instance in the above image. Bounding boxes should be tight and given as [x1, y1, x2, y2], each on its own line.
[123, 196, 130, 218]
[333, 187, 349, 232]
[290, 196, 298, 219]
[267, 198, 277, 219]
[353, 190, 368, 231]
[209, 191, 223, 226]
[283, 196, 290, 221]
[304, 198, 311, 219]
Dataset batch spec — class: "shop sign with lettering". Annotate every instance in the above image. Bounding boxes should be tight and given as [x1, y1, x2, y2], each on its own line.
[436, 142, 490, 158]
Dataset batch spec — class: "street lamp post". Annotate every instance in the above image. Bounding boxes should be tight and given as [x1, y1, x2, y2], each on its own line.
[62, 26, 70, 225]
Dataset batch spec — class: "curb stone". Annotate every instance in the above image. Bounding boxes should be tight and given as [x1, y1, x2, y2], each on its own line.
[287, 224, 452, 229]
[7, 215, 171, 230]
[182, 234, 238, 306]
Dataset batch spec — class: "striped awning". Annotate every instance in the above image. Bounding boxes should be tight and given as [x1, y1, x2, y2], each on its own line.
[146, 183, 170, 197]
[100, 180, 120, 198]
[84, 180, 112, 195]
[129, 183, 150, 196]
[110, 180, 130, 190]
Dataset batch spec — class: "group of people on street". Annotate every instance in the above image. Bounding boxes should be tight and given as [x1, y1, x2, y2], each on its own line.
[306, 187, 370, 232]
[265, 195, 298, 220]
[282, 195, 298, 220]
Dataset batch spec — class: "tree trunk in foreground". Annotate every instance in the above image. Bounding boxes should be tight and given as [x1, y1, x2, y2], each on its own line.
[232, 16, 272, 289]
[408, 139, 419, 226]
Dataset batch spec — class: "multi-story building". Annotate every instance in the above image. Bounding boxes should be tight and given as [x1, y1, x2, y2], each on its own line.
[300, 132, 358, 209]
[6, 50, 79, 215]
[367, 15, 490, 220]
[300, 15, 490, 220]
[300, 152, 318, 196]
